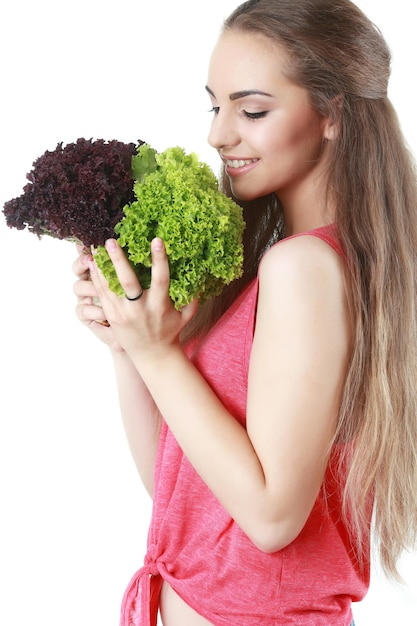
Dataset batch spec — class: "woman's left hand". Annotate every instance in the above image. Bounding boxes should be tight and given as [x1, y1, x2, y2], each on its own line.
[87, 237, 198, 364]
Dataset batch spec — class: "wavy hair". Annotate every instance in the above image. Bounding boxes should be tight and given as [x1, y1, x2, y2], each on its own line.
[184, 0, 417, 579]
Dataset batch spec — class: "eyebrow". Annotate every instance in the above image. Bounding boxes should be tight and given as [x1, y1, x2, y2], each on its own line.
[205, 86, 273, 100]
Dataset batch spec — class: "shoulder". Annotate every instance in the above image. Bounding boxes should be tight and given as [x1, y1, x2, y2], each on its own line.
[256, 233, 350, 344]
[259, 232, 345, 295]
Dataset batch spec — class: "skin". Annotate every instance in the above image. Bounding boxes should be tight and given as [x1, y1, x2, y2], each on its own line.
[73, 30, 351, 626]
[206, 31, 337, 234]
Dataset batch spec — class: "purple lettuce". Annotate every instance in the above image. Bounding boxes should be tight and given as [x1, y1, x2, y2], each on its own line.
[3, 138, 143, 247]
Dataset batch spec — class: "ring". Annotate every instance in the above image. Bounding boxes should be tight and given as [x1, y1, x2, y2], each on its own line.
[125, 289, 144, 301]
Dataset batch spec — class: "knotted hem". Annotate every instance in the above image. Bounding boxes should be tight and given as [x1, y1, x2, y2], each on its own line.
[120, 565, 163, 626]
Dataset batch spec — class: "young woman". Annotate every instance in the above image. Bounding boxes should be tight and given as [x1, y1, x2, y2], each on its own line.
[73, 1, 417, 624]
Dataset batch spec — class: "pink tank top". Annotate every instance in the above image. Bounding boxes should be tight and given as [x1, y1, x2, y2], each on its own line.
[120, 225, 370, 626]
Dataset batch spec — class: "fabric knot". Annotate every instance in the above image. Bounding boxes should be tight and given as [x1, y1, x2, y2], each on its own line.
[144, 546, 160, 577]
[119, 558, 162, 626]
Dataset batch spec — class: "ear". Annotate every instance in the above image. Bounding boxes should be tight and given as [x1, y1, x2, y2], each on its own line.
[323, 95, 343, 141]
[323, 118, 338, 141]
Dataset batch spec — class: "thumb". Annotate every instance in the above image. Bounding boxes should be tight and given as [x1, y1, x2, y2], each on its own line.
[180, 297, 199, 324]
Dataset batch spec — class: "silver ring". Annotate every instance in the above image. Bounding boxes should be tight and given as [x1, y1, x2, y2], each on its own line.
[125, 289, 144, 301]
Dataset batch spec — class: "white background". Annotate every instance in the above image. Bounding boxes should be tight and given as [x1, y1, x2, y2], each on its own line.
[0, 1, 416, 624]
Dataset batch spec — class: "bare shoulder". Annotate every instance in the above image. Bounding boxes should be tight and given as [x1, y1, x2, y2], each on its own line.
[259, 232, 345, 287]
[256, 231, 351, 354]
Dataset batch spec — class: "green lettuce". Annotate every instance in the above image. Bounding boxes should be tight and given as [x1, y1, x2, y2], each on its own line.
[94, 144, 245, 309]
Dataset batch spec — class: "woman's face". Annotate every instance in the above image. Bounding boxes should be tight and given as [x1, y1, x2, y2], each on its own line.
[206, 31, 332, 206]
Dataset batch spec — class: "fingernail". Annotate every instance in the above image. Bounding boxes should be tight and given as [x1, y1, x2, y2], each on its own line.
[105, 239, 117, 251]
[153, 237, 163, 251]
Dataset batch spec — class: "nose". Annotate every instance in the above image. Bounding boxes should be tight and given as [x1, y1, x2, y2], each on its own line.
[207, 109, 240, 151]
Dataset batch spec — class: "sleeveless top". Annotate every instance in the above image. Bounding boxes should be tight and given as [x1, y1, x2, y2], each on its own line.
[120, 225, 370, 626]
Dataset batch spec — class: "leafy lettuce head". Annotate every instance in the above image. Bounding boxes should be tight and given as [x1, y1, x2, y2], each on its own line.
[2, 138, 139, 247]
[94, 144, 245, 309]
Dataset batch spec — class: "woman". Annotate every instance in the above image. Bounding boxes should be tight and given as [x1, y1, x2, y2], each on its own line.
[73, 1, 417, 624]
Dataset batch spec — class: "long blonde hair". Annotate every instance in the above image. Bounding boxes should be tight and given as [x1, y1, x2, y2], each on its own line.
[185, 0, 417, 579]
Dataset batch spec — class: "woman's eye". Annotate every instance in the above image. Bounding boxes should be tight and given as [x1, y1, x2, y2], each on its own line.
[244, 110, 268, 120]
[208, 107, 220, 115]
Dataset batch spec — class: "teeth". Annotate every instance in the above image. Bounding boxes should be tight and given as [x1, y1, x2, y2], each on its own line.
[226, 159, 257, 168]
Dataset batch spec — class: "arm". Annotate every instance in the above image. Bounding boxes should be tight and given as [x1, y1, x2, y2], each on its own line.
[111, 351, 161, 497]
[89, 236, 351, 549]
[73, 247, 161, 497]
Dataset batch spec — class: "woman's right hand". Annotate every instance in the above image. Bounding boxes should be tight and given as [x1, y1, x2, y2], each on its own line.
[72, 244, 125, 353]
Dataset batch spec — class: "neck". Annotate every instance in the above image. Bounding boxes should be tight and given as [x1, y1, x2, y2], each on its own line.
[277, 172, 334, 236]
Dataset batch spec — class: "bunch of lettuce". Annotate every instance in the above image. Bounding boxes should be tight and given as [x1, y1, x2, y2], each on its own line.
[3, 138, 140, 247]
[94, 144, 245, 308]
[3, 139, 245, 309]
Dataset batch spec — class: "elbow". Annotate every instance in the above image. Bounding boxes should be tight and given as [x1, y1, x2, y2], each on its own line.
[249, 530, 290, 554]
[246, 517, 306, 554]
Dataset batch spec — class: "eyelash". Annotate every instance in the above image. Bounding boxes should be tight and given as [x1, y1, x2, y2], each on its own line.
[244, 110, 268, 120]
[208, 107, 268, 120]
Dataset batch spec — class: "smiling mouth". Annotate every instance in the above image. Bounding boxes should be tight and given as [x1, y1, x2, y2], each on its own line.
[225, 158, 258, 168]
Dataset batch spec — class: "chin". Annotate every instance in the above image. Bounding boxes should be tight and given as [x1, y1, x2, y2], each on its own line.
[231, 185, 270, 202]
[229, 178, 275, 202]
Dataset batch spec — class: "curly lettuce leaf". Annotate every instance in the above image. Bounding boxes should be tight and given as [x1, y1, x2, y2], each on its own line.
[131, 144, 158, 182]
[2, 138, 139, 247]
[94, 145, 244, 309]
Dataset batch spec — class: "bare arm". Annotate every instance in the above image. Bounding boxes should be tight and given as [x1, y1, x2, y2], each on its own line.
[88, 236, 351, 550]
[73, 247, 160, 497]
[111, 351, 161, 497]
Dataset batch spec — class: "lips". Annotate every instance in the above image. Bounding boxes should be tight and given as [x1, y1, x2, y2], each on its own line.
[223, 157, 259, 177]
[225, 158, 258, 168]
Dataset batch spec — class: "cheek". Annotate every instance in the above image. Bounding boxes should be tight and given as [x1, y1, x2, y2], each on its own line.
[294, 112, 327, 152]
[255, 120, 302, 160]
[267, 118, 324, 163]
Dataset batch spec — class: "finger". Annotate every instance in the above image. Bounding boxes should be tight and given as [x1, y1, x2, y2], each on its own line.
[74, 272, 106, 314]
[72, 251, 92, 279]
[75, 300, 108, 325]
[87, 254, 113, 303]
[73, 278, 98, 300]
[180, 297, 199, 324]
[103, 239, 142, 300]
[149, 238, 170, 303]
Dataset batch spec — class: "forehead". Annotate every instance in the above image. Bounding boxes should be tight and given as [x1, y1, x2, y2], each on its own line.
[207, 30, 291, 91]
